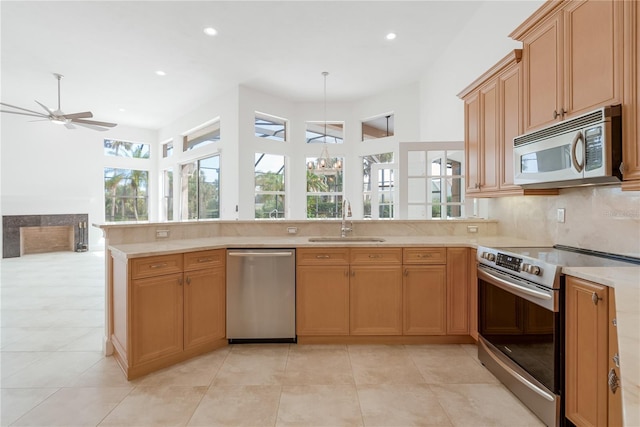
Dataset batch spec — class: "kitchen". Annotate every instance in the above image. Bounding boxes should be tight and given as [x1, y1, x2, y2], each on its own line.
[2, 1, 640, 426]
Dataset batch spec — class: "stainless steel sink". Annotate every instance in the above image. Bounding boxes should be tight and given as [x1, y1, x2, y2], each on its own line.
[308, 236, 386, 242]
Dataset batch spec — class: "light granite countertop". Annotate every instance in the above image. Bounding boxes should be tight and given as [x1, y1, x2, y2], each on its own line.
[107, 235, 550, 259]
[107, 235, 640, 426]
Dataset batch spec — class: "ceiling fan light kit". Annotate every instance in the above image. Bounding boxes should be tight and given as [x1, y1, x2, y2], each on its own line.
[0, 73, 118, 131]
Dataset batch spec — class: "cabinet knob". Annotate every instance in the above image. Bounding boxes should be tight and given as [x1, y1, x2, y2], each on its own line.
[553, 109, 567, 119]
[592, 292, 602, 305]
[404, 268, 409, 276]
[186, 277, 191, 285]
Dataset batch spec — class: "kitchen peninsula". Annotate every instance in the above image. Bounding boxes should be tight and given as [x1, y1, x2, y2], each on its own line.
[96, 219, 640, 426]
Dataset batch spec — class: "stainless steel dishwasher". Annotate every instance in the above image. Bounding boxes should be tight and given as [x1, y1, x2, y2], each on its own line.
[226, 249, 296, 343]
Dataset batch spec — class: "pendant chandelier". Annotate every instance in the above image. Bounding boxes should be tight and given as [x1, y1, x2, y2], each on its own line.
[307, 71, 342, 175]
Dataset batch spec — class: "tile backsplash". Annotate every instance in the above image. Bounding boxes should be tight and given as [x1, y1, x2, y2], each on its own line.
[488, 186, 640, 257]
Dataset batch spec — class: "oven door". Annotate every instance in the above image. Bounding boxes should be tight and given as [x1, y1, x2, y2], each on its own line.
[477, 265, 563, 427]
[513, 129, 585, 186]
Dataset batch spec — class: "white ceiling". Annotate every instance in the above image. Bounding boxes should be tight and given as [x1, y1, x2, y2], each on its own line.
[2, 1, 519, 130]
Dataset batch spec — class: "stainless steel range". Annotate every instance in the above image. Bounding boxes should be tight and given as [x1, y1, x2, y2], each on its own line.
[476, 244, 639, 427]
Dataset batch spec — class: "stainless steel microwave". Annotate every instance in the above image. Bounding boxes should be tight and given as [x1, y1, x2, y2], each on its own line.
[513, 105, 622, 189]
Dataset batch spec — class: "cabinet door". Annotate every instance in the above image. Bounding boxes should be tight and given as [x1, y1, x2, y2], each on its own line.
[446, 248, 469, 335]
[464, 92, 481, 193]
[480, 81, 499, 192]
[131, 273, 183, 365]
[402, 265, 446, 335]
[622, 0, 640, 184]
[608, 291, 623, 427]
[468, 249, 478, 340]
[350, 265, 402, 335]
[563, 0, 622, 117]
[184, 266, 225, 350]
[565, 276, 608, 427]
[296, 265, 350, 335]
[523, 13, 562, 131]
[499, 61, 522, 191]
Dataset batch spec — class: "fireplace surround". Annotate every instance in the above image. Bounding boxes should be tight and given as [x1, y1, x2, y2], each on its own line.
[2, 214, 89, 258]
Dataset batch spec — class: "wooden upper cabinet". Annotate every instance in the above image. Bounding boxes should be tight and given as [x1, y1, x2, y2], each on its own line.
[499, 62, 522, 191]
[459, 50, 534, 197]
[520, 11, 562, 131]
[464, 91, 481, 194]
[622, 0, 640, 187]
[511, 0, 623, 132]
[480, 80, 500, 193]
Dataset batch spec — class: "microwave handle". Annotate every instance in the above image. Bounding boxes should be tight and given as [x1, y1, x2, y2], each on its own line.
[572, 131, 585, 173]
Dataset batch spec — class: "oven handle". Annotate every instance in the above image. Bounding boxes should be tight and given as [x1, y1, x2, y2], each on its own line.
[479, 338, 555, 402]
[477, 267, 552, 301]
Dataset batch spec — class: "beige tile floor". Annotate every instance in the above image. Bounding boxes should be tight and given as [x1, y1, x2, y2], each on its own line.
[1, 250, 544, 427]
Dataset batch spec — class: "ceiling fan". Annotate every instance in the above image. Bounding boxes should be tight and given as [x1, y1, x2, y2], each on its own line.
[0, 73, 117, 131]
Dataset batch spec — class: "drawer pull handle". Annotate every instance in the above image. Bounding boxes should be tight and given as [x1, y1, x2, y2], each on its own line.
[608, 368, 620, 394]
[417, 254, 432, 258]
[316, 255, 331, 259]
[368, 254, 382, 258]
[186, 277, 191, 285]
[197, 258, 213, 263]
[150, 263, 168, 269]
[404, 268, 409, 276]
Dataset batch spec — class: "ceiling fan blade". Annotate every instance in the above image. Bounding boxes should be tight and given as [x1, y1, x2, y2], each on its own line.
[71, 118, 117, 128]
[0, 109, 49, 119]
[34, 100, 54, 115]
[62, 111, 93, 120]
[0, 102, 49, 117]
[70, 121, 110, 131]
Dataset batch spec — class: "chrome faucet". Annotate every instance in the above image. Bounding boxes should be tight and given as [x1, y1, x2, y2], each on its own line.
[341, 198, 352, 237]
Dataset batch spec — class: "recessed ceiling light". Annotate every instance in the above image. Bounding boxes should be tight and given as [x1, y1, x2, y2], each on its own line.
[203, 27, 218, 36]
[119, 108, 126, 112]
[155, 70, 166, 76]
[386, 32, 397, 40]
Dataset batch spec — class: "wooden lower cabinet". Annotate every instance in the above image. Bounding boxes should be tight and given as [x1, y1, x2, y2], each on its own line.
[446, 248, 469, 335]
[183, 265, 226, 350]
[296, 246, 473, 342]
[402, 265, 446, 335]
[131, 273, 183, 366]
[565, 276, 622, 427]
[296, 264, 350, 335]
[350, 264, 403, 335]
[111, 249, 227, 379]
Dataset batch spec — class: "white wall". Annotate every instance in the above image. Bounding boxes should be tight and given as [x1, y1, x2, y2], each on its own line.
[159, 82, 422, 220]
[0, 113, 157, 250]
[157, 86, 239, 221]
[419, 0, 544, 141]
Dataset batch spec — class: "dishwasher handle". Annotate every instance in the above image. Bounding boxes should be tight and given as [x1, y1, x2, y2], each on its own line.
[228, 251, 293, 257]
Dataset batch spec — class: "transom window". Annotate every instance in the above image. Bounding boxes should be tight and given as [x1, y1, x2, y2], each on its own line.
[184, 120, 220, 152]
[104, 139, 150, 158]
[306, 121, 344, 144]
[362, 114, 394, 141]
[255, 112, 287, 142]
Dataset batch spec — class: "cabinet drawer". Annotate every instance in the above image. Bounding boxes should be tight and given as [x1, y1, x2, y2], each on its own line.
[350, 248, 402, 265]
[131, 254, 183, 279]
[184, 249, 225, 271]
[297, 248, 350, 265]
[403, 248, 447, 264]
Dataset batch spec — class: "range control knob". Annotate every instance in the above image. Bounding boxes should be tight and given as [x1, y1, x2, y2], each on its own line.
[482, 252, 495, 261]
[522, 264, 541, 275]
